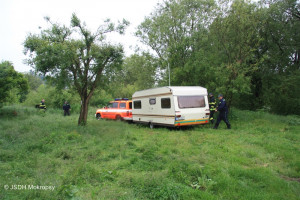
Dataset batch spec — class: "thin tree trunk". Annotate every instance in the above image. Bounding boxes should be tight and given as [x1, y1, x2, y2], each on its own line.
[78, 97, 89, 126]
[78, 87, 96, 126]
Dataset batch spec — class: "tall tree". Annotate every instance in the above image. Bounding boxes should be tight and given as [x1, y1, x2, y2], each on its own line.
[209, 0, 263, 107]
[135, 0, 215, 85]
[105, 52, 158, 98]
[261, 0, 300, 71]
[119, 52, 158, 89]
[258, 0, 300, 114]
[0, 61, 29, 106]
[24, 14, 129, 125]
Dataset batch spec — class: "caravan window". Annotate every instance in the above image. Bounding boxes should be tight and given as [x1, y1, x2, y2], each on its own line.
[161, 98, 171, 109]
[149, 98, 156, 105]
[177, 96, 205, 108]
[134, 100, 142, 109]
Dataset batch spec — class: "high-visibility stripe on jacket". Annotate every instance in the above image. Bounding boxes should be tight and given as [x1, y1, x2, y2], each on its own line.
[209, 96, 216, 111]
[39, 102, 46, 109]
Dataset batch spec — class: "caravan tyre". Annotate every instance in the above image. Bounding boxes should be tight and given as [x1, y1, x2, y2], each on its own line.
[149, 123, 154, 129]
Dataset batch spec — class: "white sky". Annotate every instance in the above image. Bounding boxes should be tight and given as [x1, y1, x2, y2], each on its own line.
[0, 0, 162, 72]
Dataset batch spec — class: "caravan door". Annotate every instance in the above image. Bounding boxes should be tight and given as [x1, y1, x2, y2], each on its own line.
[149, 97, 156, 113]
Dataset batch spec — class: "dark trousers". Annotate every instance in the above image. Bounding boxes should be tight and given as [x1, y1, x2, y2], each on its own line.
[64, 110, 70, 116]
[214, 111, 231, 129]
[209, 110, 215, 124]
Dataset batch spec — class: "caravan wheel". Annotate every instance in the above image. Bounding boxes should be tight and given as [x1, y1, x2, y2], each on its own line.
[149, 123, 154, 129]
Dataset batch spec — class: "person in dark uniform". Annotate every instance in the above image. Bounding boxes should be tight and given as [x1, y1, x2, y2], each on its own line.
[39, 99, 46, 110]
[63, 101, 71, 116]
[213, 94, 231, 129]
[209, 93, 216, 124]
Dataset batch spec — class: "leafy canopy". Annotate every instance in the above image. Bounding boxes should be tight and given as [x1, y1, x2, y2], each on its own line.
[24, 14, 129, 125]
[0, 61, 29, 105]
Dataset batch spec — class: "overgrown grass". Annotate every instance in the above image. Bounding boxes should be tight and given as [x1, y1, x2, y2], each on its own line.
[0, 105, 299, 199]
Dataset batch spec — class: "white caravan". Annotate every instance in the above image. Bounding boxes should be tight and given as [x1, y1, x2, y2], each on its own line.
[132, 86, 210, 128]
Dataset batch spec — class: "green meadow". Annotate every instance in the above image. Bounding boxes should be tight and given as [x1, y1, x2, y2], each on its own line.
[0, 105, 299, 199]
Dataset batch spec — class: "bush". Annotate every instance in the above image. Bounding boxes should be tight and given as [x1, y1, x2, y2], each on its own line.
[264, 73, 300, 115]
[23, 85, 81, 111]
[89, 89, 113, 108]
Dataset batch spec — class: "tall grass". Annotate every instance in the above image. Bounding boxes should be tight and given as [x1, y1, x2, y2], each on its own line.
[0, 105, 299, 199]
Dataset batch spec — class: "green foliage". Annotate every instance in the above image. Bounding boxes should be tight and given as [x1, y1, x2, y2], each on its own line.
[136, 0, 260, 106]
[0, 61, 29, 106]
[23, 72, 43, 91]
[262, 72, 300, 115]
[18, 0, 299, 116]
[260, 0, 300, 72]
[257, 0, 300, 115]
[90, 52, 159, 106]
[135, 0, 300, 115]
[136, 0, 215, 74]
[89, 89, 113, 107]
[190, 175, 216, 191]
[0, 105, 299, 199]
[24, 14, 129, 125]
[23, 84, 81, 112]
[208, 0, 263, 106]
[121, 53, 157, 89]
[105, 52, 158, 99]
[23, 84, 50, 107]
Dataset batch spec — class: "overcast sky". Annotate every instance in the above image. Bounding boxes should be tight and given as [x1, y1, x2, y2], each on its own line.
[0, 0, 162, 72]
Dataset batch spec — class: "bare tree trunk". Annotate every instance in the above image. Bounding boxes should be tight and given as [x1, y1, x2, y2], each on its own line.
[77, 87, 96, 126]
[78, 97, 89, 126]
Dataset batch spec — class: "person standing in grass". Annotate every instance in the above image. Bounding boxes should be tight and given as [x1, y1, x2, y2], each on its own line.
[209, 93, 216, 124]
[63, 101, 71, 116]
[39, 99, 46, 110]
[213, 94, 231, 129]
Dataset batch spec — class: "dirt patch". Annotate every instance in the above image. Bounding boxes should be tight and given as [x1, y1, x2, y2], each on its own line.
[280, 175, 300, 182]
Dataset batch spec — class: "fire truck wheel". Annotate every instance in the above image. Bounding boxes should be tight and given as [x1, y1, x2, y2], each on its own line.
[96, 113, 101, 120]
[116, 115, 122, 121]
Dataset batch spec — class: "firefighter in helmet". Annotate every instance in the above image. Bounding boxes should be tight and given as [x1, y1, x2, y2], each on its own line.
[209, 93, 216, 124]
[39, 99, 46, 110]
